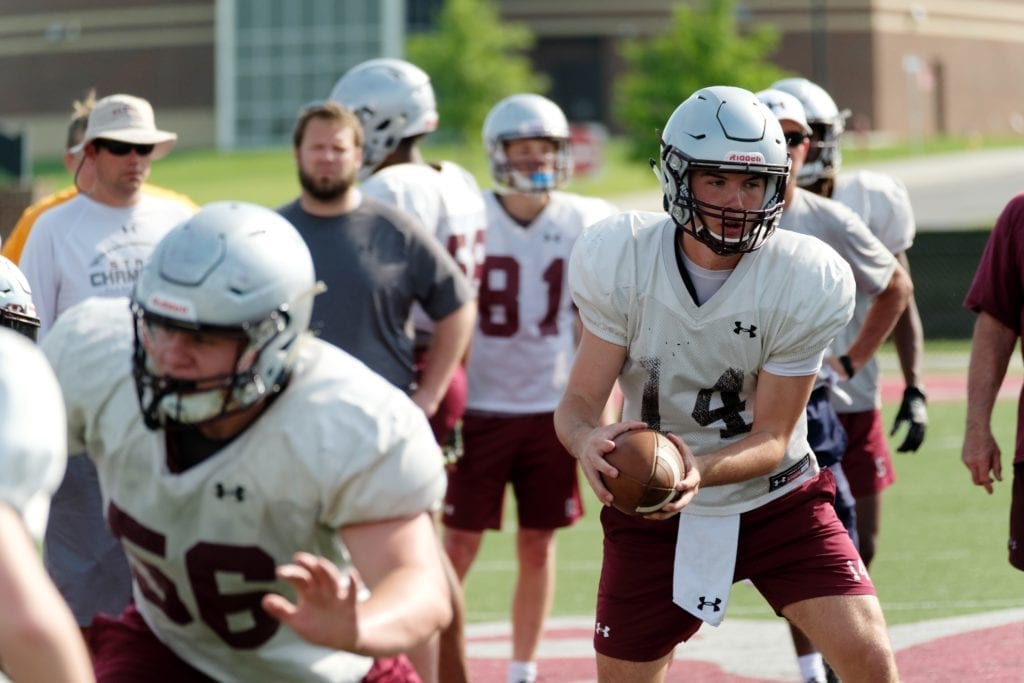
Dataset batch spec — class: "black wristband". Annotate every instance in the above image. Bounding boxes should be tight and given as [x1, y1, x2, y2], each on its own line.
[839, 354, 856, 378]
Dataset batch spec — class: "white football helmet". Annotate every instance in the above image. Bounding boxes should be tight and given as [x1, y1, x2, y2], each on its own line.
[482, 93, 572, 193]
[771, 77, 850, 186]
[131, 201, 321, 429]
[656, 85, 790, 255]
[0, 256, 40, 341]
[329, 58, 439, 178]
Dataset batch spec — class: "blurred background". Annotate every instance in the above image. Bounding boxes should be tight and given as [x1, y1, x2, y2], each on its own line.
[3, 0, 1023, 338]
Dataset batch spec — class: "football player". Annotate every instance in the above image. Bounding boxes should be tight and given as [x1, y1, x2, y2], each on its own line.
[0, 255, 41, 340]
[554, 86, 898, 682]
[441, 93, 616, 683]
[41, 202, 451, 682]
[0, 329, 93, 682]
[329, 57, 486, 453]
[773, 77, 927, 571]
[758, 86, 912, 683]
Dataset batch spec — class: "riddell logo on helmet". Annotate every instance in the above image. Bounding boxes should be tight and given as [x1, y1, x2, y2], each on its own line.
[147, 294, 196, 320]
[726, 152, 766, 163]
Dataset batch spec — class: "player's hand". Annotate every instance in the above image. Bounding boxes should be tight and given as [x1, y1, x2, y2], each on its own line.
[262, 552, 361, 652]
[962, 426, 1003, 494]
[573, 420, 648, 506]
[642, 431, 701, 520]
[891, 386, 927, 452]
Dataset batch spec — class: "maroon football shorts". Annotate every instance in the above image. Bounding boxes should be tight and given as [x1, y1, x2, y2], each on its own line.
[1011, 463, 1024, 571]
[442, 412, 583, 532]
[413, 348, 467, 446]
[90, 603, 422, 682]
[593, 469, 876, 662]
[838, 409, 896, 498]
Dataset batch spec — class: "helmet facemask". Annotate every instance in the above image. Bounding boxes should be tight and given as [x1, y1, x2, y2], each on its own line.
[0, 306, 40, 341]
[489, 135, 572, 194]
[131, 303, 294, 431]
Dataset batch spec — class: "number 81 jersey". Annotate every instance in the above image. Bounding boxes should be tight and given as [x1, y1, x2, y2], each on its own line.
[467, 191, 617, 413]
[570, 211, 855, 514]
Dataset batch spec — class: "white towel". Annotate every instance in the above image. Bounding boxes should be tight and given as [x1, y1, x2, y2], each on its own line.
[672, 511, 740, 627]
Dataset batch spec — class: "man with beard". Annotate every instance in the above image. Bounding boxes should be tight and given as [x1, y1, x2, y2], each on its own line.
[278, 102, 475, 415]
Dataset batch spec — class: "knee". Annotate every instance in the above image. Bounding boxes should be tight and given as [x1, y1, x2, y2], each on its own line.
[442, 529, 481, 577]
[517, 530, 556, 571]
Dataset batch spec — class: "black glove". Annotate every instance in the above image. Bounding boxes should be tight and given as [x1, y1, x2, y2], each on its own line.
[890, 386, 927, 452]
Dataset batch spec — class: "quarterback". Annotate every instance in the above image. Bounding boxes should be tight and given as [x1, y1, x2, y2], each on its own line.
[41, 202, 451, 682]
[554, 86, 898, 682]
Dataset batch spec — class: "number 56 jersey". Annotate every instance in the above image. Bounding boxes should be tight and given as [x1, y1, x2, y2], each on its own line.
[42, 297, 446, 682]
[570, 212, 855, 515]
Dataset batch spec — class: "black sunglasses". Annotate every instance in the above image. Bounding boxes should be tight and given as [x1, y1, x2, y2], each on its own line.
[93, 139, 156, 157]
[784, 132, 809, 148]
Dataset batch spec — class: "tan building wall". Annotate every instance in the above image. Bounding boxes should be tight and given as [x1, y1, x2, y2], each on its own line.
[500, 0, 1024, 140]
[0, 1, 216, 161]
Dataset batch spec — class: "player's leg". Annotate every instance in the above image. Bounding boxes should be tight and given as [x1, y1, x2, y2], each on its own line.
[854, 491, 882, 566]
[782, 594, 897, 683]
[839, 409, 894, 568]
[1011, 463, 1024, 571]
[596, 651, 674, 683]
[743, 470, 895, 682]
[509, 413, 583, 682]
[510, 527, 556, 675]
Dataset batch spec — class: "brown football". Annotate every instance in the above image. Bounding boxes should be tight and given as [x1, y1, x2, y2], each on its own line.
[601, 428, 686, 515]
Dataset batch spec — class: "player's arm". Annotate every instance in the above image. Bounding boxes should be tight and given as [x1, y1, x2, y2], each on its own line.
[889, 251, 928, 451]
[836, 261, 912, 377]
[412, 298, 476, 417]
[0, 504, 94, 683]
[263, 511, 451, 656]
[554, 327, 649, 505]
[962, 311, 1016, 493]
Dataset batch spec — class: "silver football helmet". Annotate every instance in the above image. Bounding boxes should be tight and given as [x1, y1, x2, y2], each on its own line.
[771, 77, 850, 186]
[131, 201, 321, 430]
[482, 93, 572, 193]
[656, 85, 790, 255]
[0, 256, 40, 341]
[329, 58, 439, 179]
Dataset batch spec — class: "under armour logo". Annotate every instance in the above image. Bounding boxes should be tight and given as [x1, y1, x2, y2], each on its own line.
[697, 596, 722, 612]
[733, 321, 757, 338]
[121, 222, 137, 234]
[214, 483, 245, 501]
[595, 622, 610, 638]
[543, 232, 562, 243]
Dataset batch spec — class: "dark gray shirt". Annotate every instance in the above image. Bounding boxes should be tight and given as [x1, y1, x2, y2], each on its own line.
[279, 196, 471, 392]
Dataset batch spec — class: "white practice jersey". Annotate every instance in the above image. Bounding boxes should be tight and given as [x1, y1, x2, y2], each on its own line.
[832, 170, 917, 411]
[42, 297, 446, 683]
[0, 329, 66, 541]
[467, 191, 616, 413]
[20, 193, 194, 338]
[362, 161, 487, 334]
[571, 212, 855, 514]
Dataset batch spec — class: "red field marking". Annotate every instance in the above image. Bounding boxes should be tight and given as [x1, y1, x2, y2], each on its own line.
[880, 374, 1021, 404]
[467, 613, 1024, 682]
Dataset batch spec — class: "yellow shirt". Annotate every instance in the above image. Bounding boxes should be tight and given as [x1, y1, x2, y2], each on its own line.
[3, 184, 199, 264]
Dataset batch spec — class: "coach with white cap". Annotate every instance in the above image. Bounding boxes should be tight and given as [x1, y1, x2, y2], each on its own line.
[19, 92, 196, 637]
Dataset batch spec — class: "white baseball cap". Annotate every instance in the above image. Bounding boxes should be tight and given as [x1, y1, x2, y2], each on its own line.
[70, 93, 177, 159]
[755, 88, 812, 135]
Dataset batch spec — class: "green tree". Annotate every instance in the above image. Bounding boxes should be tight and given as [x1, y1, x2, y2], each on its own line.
[616, 0, 791, 159]
[406, 0, 547, 146]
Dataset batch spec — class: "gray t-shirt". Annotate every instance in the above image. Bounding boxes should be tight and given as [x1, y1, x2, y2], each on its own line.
[279, 196, 471, 392]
